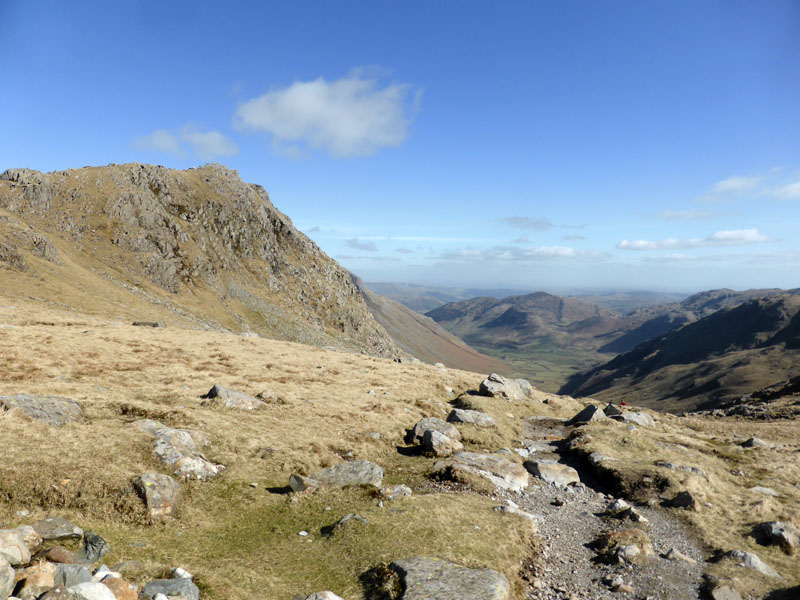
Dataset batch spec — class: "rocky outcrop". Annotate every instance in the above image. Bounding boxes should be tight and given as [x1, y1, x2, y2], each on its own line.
[288, 460, 384, 492]
[0, 394, 82, 427]
[134, 419, 220, 480]
[390, 557, 510, 600]
[432, 452, 529, 492]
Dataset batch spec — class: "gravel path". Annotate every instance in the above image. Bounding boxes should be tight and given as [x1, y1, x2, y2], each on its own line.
[496, 417, 706, 600]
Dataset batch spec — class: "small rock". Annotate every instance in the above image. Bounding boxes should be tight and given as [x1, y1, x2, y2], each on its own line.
[0, 557, 14, 600]
[133, 473, 182, 518]
[0, 394, 82, 426]
[101, 576, 138, 600]
[422, 429, 463, 457]
[0, 529, 31, 565]
[742, 437, 770, 448]
[567, 405, 609, 426]
[710, 585, 743, 600]
[615, 583, 634, 594]
[749, 486, 780, 497]
[667, 491, 697, 510]
[172, 567, 192, 579]
[664, 547, 696, 563]
[433, 452, 529, 492]
[36, 545, 82, 565]
[524, 460, 580, 487]
[323, 513, 369, 536]
[379, 484, 412, 500]
[81, 531, 110, 563]
[390, 556, 510, 599]
[290, 460, 384, 491]
[724, 549, 781, 578]
[69, 581, 116, 600]
[446, 408, 495, 427]
[141, 577, 200, 600]
[38, 586, 72, 600]
[478, 373, 533, 402]
[55, 564, 92, 587]
[200, 384, 267, 410]
[132, 321, 165, 327]
[405, 417, 460, 445]
[305, 593, 345, 600]
[756, 521, 800, 554]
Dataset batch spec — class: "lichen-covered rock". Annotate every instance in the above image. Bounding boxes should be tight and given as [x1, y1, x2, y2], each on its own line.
[724, 550, 781, 578]
[134, 419, 219, 480]
[290, 460, 384, 492]
[446, 408, 495, 427]
[523, 460, 580, 487]
[379, 484, 412, 500]
[390, 556, 509, 600]
[0, 394, 82, 426]
[432, 452, 529, 492]
[133, 473, 182, 518]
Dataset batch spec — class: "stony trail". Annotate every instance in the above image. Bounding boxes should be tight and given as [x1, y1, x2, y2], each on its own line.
[497, 416, 706, 600]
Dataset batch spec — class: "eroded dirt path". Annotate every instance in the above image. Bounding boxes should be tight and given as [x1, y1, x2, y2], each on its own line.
[498, 417, 706, 600]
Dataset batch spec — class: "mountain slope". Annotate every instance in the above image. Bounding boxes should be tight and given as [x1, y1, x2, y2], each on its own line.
[0, 164, 398, 356]
[561, 294, 800, 411]
[353, 276, 509, 373]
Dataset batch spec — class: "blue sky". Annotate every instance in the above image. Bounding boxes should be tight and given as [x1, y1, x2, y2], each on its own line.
[2, 1, 799, 293]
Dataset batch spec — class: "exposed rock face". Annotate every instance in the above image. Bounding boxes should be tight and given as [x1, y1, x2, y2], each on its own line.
[390, 557, 510, 600]
[0, 394, 82, 426]
[0, 164, 399, 357]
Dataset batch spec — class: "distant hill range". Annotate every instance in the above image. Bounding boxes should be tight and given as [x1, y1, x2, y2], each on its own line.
[0, 164, 502, 373]
[561, 292, 800, 412]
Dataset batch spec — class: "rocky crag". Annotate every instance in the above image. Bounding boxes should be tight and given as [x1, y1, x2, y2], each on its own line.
[0, 164, 397, 356]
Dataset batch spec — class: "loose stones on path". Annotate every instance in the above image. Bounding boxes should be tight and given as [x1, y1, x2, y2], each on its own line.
[432, 452, 529, 492]
[390, 556, 510, 600]
[200, 384, 267, 410]
[478, 373, 533, 402]
[289, 460, 384, 492]
[134, 419, 220, 480]
[446, 408, 495, 428]
[0, 394, 82, 426]
[524, 460, 580, 487]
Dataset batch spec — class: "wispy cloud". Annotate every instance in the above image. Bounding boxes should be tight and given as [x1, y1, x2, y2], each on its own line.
[711, 176, 761, 194]
[336, 254, 401, 262]
[344, 237, 378, 252]
[772, 181, 800, 199]
[395, 247, 414, 254]
[617, 228, 772, 250]
[437, 245, 608, 262]
[511, 234, 530, 244]
[306, 226, 321, 233]
[659, 209, 715, 221]
[133, 125, 238, 159]
[234, 70, 421, 158]
[496, 216, 553, 230]
[563, 234, 586, 241]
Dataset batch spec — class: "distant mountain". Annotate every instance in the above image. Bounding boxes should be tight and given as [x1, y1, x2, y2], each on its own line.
[600, 288, 788, 354]
[365, 281, 533, 313]
[353, 277, 509, 374]
[570, 290, 687, 314]
[560, 293, 800, 412]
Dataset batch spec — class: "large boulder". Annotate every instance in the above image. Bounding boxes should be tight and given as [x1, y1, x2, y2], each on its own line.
[446, 409, 495, 428]
[200, 384, 267, 410]
[478, 373, 532, 402]
[567, 405, 609, 426]
[289, 460, 384, 492]
[0, 394, 82, 426]
[133, 473, 182, 518]
[134, 420, 219, 480]
[405, 418, 460, 445]
[140, 576, 200, 600]
[422, 430, 463, 457]
[432, 452, 529, 492]
[523, 460, 580, 487]
[390, 556, 509, 600]
[756, 521, 800, 555]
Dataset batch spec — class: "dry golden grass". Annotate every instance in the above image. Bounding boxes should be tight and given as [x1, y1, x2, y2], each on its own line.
[0, 295, 547, 599]
[569, 409, 800, 598]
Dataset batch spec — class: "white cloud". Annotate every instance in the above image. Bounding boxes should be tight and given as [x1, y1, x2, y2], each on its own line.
[496, 216, 553, 230]
[773, 181, 800, 199]
[235, 71, 420, 158]
[659, 209, 715, 221]
[395, 247, 414, 254]
[617, 228, 772, 250]
[563, 234, 586, 241]
[133, 130, 183, 156]
[133, 125, 238, 159]
[438, 245, 607, 262]
[345, 237, 378, 252]
[711, 175, 762, 194]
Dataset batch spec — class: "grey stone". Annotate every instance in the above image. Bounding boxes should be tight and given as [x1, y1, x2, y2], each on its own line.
[133, 473, 182, 518]
[55, 564, 92, 587]
[0, 394, 82, 426]
[288, 474, 321, 492]
[80, 531, 110, 563]
[38, 587, 72, 600]
[132, 321, 165, 328]
[446, 408, 495, 427]
[742, 437, 770, 448]
[0, 555, 13, 600]
[134, 419, 219, 480]
[710, 586, 742, 600]
[604, 403, 623, 417]
[478, 373, 532, 402]
[568, 404, 609, 425]
[757, 521, 800, 555]
[141, 577, 200, 600]
[32, 516, 83, 541]
[405, 417, 460, 445]
[749, 486, 780, 496]
[290, 460, 384, 492]
[664, 547, 696, 563]
[724, 550, 781, 578]
[390, 556, 509, 600]
[494, 503, 539, 531]
[323, 513, 369, 536]
[68, 581, 116, 600]
[617, 412, 655, 427]
[667, 491, 697, 510]
[379, 484, 412, 500]
[0, 529, 30, 565]
[422, 430, 463, 457]
[524, 460, 580, 487]
[200, 384, 267, 410]
[305, 593, 345, 600]
[433, 452, 529, 492]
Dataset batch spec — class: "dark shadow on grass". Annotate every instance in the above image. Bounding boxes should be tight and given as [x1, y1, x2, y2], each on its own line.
[395, 445, 424, 457]
[359, 563, 402, 600]
[265, 485, 292, 494]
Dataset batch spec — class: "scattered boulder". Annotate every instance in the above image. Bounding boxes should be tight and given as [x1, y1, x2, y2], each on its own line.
[134, 419, 220, 480]
[446, 409, 495, 428]
[54, 564, 92, 587]
[432, 452, 529, 492]
[422, 430, 463, 457]
[32, 517, 83, 541]
[709, 585, 742, 600]
[478, 373, 532, 402]
[0, 555, 15, 600]
[131, 321, 165, 328]
[80, 532, 110, 564]
[755, 521, 800, 555]
[379, 484, 412, 500]
[405, 418, 460, 445]
[390, 556, 510, 600]
[0, 394, 82, 426]
[0, 529, 31, 566]
[742, 437, 770, 448]
[524, 460, 580, 487]
[200, 384, 266, 410]
[749, 486, 780, 497]
[567, 405, 609, 426]
[69, 581, 117, 600]
[133, 473, 182, 518]
[289, 460, 384, 492]
[723, 550, 780, 578]
[666, 491, 698, 510]
[617, 412, 655, 427]
[140, 577, 200, 600]
[494, 502, 539, 531]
